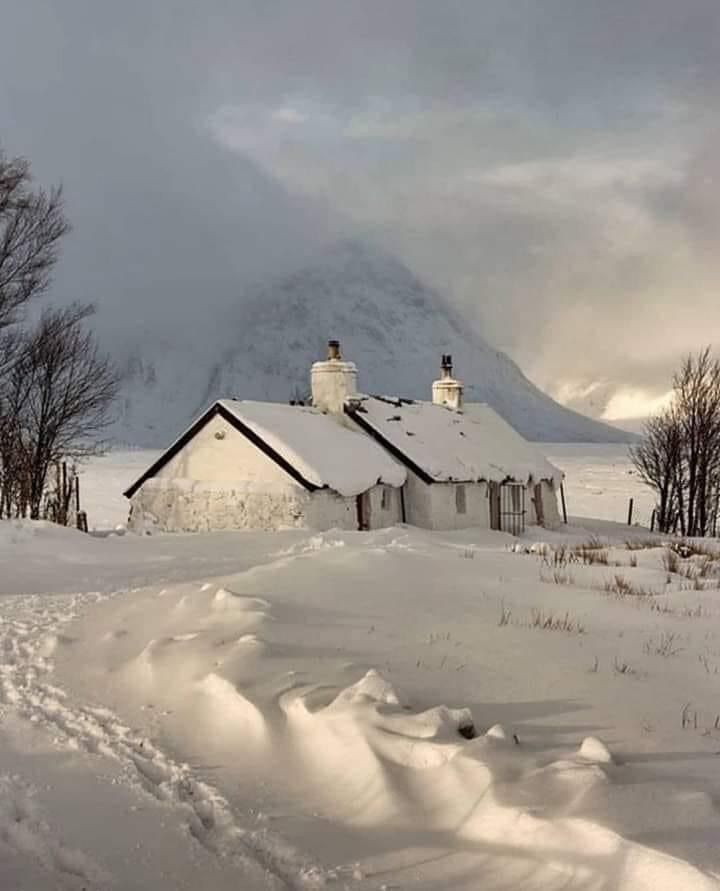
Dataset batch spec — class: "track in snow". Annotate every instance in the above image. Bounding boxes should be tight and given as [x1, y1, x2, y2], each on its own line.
[0, 591, 332, 890]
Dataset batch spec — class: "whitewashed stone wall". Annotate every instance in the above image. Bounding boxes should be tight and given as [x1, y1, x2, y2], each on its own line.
[126, 415, 404, 533]
[401, 472, 561, 532]
[402, 472, 491, 530]
[128, 479, 362, 533]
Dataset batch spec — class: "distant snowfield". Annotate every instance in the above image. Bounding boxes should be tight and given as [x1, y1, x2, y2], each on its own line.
[545, 443, 655, 526]
[3, 447, 720, 890]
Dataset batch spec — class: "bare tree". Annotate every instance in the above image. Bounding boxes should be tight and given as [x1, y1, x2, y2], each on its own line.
[673, 349, 720, 536]
[7, 304, 118, 519]
[0, 150, 69, 332]
[0, 147, 119, 524]
[630, 407, 683, 534]
[631, 348, 720, 537]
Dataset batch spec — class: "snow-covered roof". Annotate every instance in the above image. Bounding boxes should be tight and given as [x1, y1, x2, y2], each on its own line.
[346, 397, 562, 486]
[124, 400, 406, 499]
[218, 400, 405, 496]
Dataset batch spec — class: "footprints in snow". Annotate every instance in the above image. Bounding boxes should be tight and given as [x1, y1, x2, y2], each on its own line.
[0, 586, 325, 890]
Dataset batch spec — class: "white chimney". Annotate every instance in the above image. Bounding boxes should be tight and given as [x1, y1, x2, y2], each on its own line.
[432, 354, 464, 410]
[311, 340, 358, 413]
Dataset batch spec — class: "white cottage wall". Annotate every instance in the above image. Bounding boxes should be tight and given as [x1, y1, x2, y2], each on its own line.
[426, 480, 491, 530]
[402, 472, 490, 530]
[156, 415, 291, 484]
[402, 472, 435, 528]
[128, 478, 369, 533]
[540, 480, 562, 528]
[362, 484, 404, 528]
[126, 416, 401, 533]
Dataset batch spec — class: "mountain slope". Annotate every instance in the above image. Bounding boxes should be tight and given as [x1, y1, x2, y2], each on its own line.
[112, 241, 632, 445]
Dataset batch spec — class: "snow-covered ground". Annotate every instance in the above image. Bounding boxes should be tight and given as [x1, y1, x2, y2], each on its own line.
[3, 446, 720, 890]
[545, 443, 654, 527]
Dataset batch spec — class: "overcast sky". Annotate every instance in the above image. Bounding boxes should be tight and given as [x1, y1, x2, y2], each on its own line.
[1, 1, 718, 420]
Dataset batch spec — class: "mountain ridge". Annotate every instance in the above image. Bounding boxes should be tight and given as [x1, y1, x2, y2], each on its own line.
[112, 240, 634, 446]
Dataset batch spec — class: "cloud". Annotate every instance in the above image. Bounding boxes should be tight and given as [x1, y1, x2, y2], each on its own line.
[602, 388, 674, 422]
[1, 0, 719, 418]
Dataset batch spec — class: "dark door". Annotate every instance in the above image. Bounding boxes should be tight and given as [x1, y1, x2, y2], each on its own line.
[500, 483, 526, 535]
[489, 482, 501, 530]
[356, 492, 370, 530]
[534, 483, 545, 527]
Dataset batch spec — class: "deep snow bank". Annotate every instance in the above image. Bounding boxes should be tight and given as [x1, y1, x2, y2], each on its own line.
[49, 532, 720, 890]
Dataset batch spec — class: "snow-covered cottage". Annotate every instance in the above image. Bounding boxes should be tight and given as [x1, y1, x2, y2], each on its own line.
[123, 399, 406, 533]
[124, 342, 562, 534]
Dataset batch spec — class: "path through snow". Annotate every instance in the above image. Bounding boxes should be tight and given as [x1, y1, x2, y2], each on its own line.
[0, 589, 332, 890]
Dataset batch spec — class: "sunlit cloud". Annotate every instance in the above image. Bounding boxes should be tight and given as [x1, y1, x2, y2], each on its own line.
[602, 388, 674, 421]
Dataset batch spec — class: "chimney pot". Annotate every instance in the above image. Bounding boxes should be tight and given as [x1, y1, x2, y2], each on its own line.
[432, 353, 464, 410]
[311, 341, 358, 413]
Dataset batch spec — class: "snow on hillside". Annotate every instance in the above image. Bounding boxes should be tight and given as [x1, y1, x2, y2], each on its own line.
[112, 241, 633, 447]
[3, 517, 720, 889]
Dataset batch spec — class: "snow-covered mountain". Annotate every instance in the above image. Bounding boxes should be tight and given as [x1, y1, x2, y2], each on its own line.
[112, 241, 632, 446]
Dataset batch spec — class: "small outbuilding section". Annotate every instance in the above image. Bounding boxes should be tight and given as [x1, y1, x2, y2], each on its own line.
[345, 368, 562, 533]
[124, 399, 406, 533]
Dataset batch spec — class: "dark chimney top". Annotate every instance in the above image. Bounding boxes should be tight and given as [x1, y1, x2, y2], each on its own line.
[328, 339, 341, 360]
[441, 354, 453, 376]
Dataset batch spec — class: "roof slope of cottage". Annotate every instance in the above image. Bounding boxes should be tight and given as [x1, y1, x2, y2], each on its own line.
[345, 396, 562, 486]
[124, 399, 406, 499]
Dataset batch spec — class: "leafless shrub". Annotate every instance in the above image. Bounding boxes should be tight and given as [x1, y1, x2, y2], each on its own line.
[629, 553, 638, 568]
[681, 603, 706, 619]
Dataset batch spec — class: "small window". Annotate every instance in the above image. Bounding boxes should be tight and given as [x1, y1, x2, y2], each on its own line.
[381, 486, 391, 510]
[456, 485, 467, 514]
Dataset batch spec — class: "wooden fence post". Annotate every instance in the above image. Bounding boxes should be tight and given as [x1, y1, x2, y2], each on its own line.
[560, 483, 568, 525]
[627, 497, 634, 526]
[650, 509, 656, 533]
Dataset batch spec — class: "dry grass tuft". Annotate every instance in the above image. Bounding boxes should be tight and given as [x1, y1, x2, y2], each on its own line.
[643, 631, 682, 657]
[603, 574, 656, 598]
[540, 567, 576, 586]
[671, 540, 720, 561]
[662, 548, 680, 574]
[613, 657, 635, 676]
[625, 537, 660, 551]
[527, 608, 585, 634]
[574, 546, 610, 566]
[498, 602, 512, 627]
